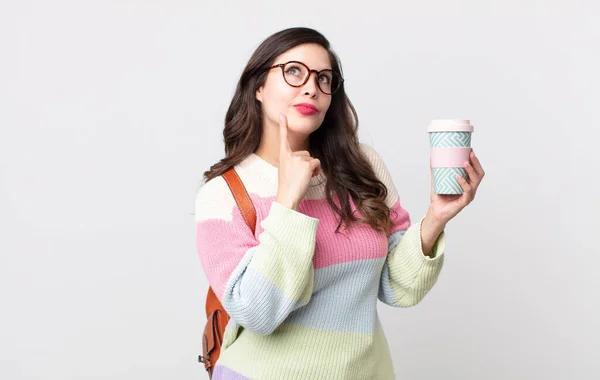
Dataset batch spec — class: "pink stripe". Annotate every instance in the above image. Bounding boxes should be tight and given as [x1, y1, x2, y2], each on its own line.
[388, 199, 411, 234]
[430, 147, 472, 168]
[196, 195, 412, 285]
[196, 204, 259, 299]
[248, 195, 392, 270]
[298, 197, 410, 269]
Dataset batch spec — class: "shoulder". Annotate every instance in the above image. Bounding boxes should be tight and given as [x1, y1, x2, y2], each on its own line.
[194, 175, 236, 223]
[358, 142, 377, 156]
[358, 142, 399, 206]
[358, 142, 390, 179]
[359, 142, 383, 163]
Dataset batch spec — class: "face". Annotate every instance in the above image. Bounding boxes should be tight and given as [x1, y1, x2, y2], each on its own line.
[256, 43, 333, 137]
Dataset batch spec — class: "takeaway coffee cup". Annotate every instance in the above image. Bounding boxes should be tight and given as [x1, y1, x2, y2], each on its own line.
[428, 119, 474, 194]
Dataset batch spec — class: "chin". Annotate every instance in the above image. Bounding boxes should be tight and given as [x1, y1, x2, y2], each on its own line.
[288, 115, 323, 135]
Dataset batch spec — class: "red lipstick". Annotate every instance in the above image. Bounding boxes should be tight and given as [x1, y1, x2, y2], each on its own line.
[294, 103, 319, 116]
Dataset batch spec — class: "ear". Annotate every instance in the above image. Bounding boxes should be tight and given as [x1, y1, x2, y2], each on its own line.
[255, 87, 263, 102]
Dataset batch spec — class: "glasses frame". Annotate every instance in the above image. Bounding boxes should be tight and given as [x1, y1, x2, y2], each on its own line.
[269, 61, 344, 95]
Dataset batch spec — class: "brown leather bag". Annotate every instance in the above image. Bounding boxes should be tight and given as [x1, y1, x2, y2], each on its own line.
[198, 168, 256, 378]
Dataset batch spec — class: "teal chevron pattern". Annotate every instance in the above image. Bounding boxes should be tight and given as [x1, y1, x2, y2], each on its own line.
[432, 167, 468, 194]
[429, 132, 472, 148]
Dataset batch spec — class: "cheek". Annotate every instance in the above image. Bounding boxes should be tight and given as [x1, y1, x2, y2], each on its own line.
[262, 84, 296, 113]
[318, 99, 332, 118]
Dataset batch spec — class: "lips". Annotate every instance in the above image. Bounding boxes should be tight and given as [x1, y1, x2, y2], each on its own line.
[294, 103, 319, 115]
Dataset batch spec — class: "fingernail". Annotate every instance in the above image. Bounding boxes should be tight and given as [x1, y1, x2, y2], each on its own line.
[279, 114, 284, 121]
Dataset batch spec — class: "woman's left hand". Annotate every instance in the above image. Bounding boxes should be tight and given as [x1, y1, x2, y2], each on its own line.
[427, 150, 485, 226]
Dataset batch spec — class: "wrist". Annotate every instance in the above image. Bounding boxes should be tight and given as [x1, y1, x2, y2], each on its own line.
[424, 209, 446, 234]
[419, 210, 446, 257]
[275, 194, 299, 211]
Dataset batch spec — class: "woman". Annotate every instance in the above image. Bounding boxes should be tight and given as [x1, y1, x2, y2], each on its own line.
[195, 27, 484, 379]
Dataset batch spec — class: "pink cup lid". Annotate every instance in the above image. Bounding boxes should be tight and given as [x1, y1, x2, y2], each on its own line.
[428, 119, 474, 132]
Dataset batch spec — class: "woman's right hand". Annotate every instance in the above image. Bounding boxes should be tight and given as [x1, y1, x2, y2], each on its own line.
[275, 114, 321, 211]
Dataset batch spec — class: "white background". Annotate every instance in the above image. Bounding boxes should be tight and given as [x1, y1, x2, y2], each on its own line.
[1, 0, 598, 379]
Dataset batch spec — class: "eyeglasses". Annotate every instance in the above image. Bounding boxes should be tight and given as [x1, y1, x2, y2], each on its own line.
[269, 61, 344, 95]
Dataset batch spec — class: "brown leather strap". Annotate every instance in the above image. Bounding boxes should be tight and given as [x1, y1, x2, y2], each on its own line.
[199, 167, 255, 375]
[222, 168, 257, 232]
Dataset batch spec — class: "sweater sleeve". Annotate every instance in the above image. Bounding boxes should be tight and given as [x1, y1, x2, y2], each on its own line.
[195, 176, 318, 335]
[360, 143, 445, 307]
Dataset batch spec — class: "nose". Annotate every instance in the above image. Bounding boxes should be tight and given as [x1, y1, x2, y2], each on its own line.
[301, 71, 319, 97]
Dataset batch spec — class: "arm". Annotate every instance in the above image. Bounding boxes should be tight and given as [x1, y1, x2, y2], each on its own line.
[359, 143, 446, 307]
[421, 210, 447, 257]
[379, 211, 445, 307]
[195, 177, 318, 335]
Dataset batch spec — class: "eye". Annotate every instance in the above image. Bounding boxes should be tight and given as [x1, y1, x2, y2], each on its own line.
[319, 73, 332, 84]
[285, 65, 303, 76]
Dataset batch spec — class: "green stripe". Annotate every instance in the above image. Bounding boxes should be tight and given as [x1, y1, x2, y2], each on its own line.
[429, 132, 471, 147]
[432, 168, 468, 194]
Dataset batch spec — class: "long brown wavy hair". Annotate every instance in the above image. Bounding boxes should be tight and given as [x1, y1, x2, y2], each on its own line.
[203, 27, 394, 233]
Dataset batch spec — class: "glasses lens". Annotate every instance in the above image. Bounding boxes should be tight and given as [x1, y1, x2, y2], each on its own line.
[317, 70, 337, 95]
[283, 62, 309, 86]
[281, 62, 343, 95]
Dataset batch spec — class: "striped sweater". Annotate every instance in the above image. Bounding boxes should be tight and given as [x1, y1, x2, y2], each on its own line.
[195, 143, 446, 379]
